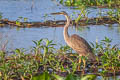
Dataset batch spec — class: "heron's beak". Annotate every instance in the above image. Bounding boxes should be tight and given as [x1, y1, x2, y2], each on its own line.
[51, 12, 62, 15]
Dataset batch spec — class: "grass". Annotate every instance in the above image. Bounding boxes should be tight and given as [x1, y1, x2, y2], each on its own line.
[0, 37, 120, 80]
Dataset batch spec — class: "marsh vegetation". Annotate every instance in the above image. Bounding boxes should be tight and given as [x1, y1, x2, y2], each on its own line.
[0, 37, 120, 80]
[0, 0, 120, 80]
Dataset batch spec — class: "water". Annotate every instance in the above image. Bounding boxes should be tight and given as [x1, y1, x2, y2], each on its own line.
[0, 0, 120, 50]
[0, 0, 120, 79]
[0, 24, 120, 50]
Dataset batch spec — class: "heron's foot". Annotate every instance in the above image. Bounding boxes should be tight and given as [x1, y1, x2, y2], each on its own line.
[82, 69, 85, 74]
[77, 66, 81, 71]
[77, 66, 85, 74]
[77, 58, 82, 71]
[77, 58, 86, 73]
[83, 59, 86, 70]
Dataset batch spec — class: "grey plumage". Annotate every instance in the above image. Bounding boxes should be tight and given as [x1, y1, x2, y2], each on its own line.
[51, 11, 96, 61]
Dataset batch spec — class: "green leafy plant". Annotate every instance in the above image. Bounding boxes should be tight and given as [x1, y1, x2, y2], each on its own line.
[0, 37, 120, 79]
[32, 39, 43, 55]
[0, 12, 2, 20]
[32, 72, 51, 80]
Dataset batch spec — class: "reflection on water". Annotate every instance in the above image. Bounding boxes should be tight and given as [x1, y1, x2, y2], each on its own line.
[0, 24, 120, 50]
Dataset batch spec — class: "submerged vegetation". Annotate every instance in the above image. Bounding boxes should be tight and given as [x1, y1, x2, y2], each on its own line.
[0, 37, 120, 80]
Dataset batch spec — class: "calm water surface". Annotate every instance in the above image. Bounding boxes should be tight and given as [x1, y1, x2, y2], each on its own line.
[0, 0, 120, 50]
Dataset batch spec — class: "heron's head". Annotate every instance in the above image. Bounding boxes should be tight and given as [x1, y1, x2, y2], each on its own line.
[51, 11, 68, 16]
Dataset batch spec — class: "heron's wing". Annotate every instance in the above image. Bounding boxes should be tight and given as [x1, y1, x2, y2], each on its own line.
[69, 34, 93, 55]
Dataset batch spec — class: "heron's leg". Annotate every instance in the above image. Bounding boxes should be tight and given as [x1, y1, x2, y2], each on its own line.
[83, 58, 86, 69]
[77, 56, 81, 71]
[82, 58, 86, 74]
[79, 56, 81, 63]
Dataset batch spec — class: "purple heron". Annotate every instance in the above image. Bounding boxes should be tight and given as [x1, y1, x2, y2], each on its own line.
[51, 11, 96, 69]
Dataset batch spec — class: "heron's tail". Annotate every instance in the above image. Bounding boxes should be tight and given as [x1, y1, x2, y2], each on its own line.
[88, 53, 96, 61]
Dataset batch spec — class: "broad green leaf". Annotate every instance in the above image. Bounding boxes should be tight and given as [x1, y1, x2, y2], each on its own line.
[32, 40, 37, 46]
[81, 74, 96, 80]
[32, 72, 51, 80]
[15, 48, 20, 54]
[52, 74, 64, 80]
[65, 74, 76, 80]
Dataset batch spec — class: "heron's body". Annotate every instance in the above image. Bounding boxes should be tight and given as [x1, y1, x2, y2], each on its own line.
[51, 11, 96, 61]
[65, 34, 95, 60]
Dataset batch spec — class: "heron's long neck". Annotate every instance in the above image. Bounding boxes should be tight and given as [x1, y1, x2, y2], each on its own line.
[64, 15, 70, 42]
